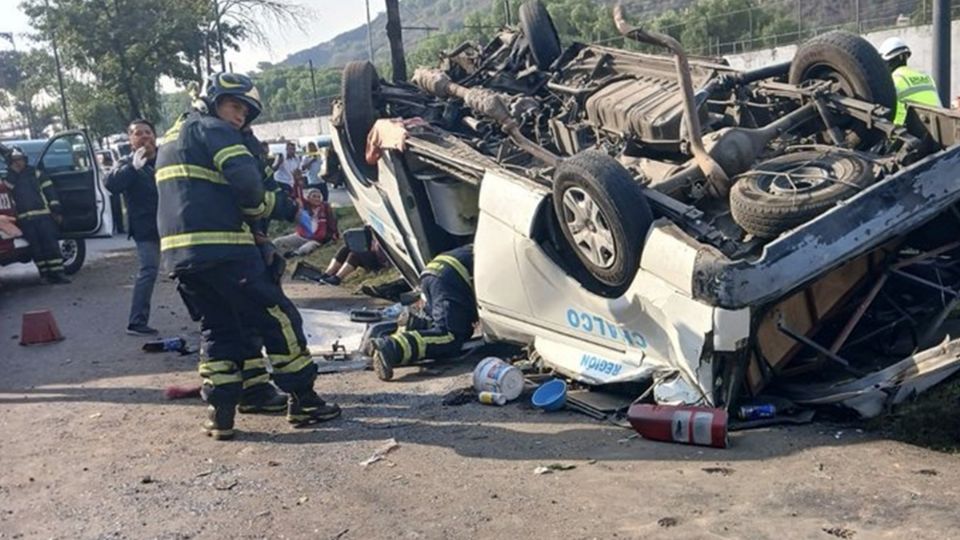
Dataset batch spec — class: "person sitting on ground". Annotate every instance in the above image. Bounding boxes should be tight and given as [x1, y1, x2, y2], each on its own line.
[371, 244, 476, 381]
[272, 187, 336, 257]
[319, 226, 387, 286]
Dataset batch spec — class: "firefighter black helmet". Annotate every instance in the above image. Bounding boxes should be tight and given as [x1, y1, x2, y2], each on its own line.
[200, 72, 263, 126]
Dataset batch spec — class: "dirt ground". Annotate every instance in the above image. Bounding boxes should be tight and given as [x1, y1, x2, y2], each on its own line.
[2, 245, 960, 540]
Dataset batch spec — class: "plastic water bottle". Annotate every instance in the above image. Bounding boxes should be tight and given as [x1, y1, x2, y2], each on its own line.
[738, 404, 776, 420]
[478, 391, 507, 406]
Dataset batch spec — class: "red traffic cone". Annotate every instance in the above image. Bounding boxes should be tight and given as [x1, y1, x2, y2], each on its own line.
[20, 310, 64, 346]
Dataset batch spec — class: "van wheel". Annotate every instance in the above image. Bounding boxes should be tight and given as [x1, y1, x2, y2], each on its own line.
[519, 1, 562, 69]
[553, 151, 652, 298]
[730, 150, 876, 239]
[341, 61, 381, 179]
[60, 239, 85, 275]
[789, 31, 897, 146]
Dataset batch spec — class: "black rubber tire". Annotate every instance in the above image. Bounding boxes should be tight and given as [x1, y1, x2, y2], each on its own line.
[789, 31, 897, 119]
[341, 61, 380, 178]
[553, 151, 652, 297]
[519, 0, 561, 70]
[60, 238, 85, 275]
[730, 150, 876, 239]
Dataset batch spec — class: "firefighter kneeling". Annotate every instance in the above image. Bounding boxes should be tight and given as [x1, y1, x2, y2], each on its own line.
[371, 245, 477, 381]
[156, 73, 339, 440]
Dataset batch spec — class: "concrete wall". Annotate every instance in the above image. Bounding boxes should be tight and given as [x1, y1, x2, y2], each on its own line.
[725, 20, 960, 102]
[252, 116, 333, 142]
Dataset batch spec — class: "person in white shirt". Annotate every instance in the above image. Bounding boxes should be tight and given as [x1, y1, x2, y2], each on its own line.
[272, 141, 300, 193]
[300, 141, 326, 201]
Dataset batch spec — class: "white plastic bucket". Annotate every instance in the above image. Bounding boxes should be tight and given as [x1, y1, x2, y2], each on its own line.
[473, 357, 524, 401]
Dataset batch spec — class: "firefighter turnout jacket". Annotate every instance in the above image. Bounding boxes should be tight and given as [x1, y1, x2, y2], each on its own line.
[2, 165, 61, 221]
[155, 112, 267, 272]
[892, 66, 942, 126]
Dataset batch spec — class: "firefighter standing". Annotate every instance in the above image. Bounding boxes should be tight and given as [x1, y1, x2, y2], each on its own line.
[1, 146, 70, 284]
[371, 244, 477, 381]
[156, 72, 340, 440]
[878, 37, 942, 126]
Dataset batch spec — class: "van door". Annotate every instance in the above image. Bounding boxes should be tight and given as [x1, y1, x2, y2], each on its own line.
[37, 130, 111, 238]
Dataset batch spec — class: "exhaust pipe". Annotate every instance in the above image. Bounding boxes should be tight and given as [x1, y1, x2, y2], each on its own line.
[613, 3, 730, 198]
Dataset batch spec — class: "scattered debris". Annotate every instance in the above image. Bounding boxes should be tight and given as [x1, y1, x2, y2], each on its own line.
[140, 475, 154, 484]
[702, 467, 735, 476]
[296, 496, 309, 505]
[617, 434, 639, 444]
[658, 517, 678, 528]
[442, 387, 475, 406]
[213, 480, 238, 491]
[822, 527, 856, 539]
[915, 469, 939, 476]
[88, 412, 102, 419]
[164, 385, 201, 400]
[534, 463, 576, 475]
[267, 461, 281, 467]
[195, 470, 214, 478]
[332, 529, 350, 540]
[360, 438, 400, 467]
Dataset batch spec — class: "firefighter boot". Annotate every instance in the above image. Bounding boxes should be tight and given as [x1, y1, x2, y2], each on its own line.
[238, 383, 288, 414]
[203, 405, 236, 441]
[370, 337, 395, 382]
[286, 390, 341, 427]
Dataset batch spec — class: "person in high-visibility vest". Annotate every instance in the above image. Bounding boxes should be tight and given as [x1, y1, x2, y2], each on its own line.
[878, 37, 942, 125]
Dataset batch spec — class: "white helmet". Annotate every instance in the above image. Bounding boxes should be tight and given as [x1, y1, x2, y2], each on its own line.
[878, 37, 911, 61]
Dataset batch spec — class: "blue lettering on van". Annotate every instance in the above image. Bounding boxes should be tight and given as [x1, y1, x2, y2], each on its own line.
[367, 211, 387, 235]
[580, 354, 624, 377]
[565, 308, 648, 349]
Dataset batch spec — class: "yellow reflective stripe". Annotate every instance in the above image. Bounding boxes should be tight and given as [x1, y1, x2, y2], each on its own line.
[156, 164, 227, 185]
[421, 333, 455, 345]
[160, 230, 255, 251]
[242, 373, 271, 388]
[213, 144, 252, 171]
[40, 180, 53, 189]
[241, 202, 266, 216]
[266, 306, 303, 358]
[199, 360, 236, 375]
[242, 358, 267, 370]
[264, 166, 274, 177]
[263, 190, 277, 217]
[433, 255, 472, 285]
[390, 334, 412, 364]
[204, 373, 243, 385]
[273, 354, 312, 374]
[18, 209, 51, 218]
[410, 332, 426, 359]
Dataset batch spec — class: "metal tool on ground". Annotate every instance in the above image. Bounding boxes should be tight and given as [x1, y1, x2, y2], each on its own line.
[627, 403, 729, 448]
[19, 310, 64, 346]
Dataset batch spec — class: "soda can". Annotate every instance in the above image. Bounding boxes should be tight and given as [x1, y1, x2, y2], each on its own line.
[738, 404, 776, 420]
[478, 391, 507, 406]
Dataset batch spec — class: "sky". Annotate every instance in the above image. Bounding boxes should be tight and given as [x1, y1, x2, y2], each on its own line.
[0, 0, 381, 73]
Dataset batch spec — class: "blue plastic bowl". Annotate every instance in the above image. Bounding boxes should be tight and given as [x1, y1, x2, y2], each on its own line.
[531, 379, 567, 412]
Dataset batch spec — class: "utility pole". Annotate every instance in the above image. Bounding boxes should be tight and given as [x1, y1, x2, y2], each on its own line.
[854, 0, 861, 33]
[932, 0, 951, 105]
[503, 0, 511, 26]
[45, 0, 70, 129]
[365, 0, 374, 62]
[308, 59, 319, 103]
[213, 0, 226, 72]
[385, 0, 406, 81]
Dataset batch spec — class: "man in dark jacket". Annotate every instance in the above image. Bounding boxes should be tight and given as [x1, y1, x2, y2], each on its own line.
[156, 72, 340, 440]
[1, 146, 69, 284]
[105, 119, 161, 336]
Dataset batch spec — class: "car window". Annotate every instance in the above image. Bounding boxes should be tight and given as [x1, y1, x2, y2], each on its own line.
[42, 134, 91, 174]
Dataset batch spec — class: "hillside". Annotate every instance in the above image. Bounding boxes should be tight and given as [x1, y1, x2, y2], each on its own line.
[280, 0, 923, 70]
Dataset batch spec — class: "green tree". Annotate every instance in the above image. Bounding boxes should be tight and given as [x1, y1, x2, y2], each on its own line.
[0, 49, 57, 138]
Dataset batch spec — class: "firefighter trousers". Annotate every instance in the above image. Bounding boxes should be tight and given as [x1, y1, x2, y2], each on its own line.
[380, 273, 477, 366]
[19, 215, 64, 276]
[175, 256, 317, 410]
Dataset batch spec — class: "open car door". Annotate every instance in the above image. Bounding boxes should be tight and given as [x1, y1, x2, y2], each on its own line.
[37, 130, 111, 238]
